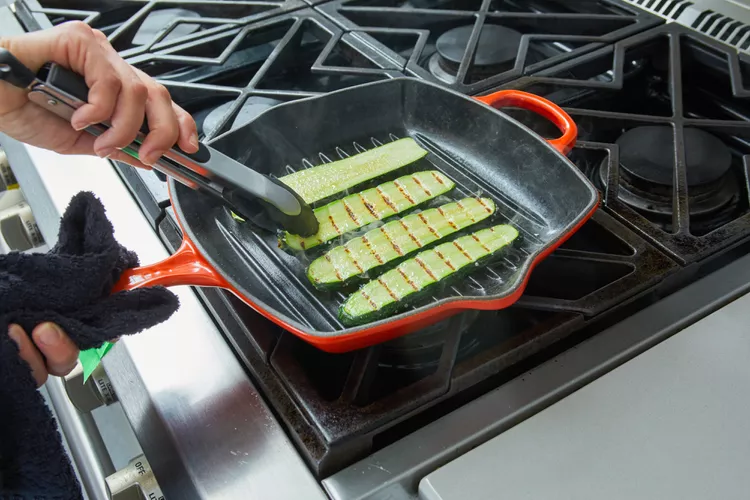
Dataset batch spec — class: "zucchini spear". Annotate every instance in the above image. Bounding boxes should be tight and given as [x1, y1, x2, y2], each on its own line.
[281, 171, 454, 251]
[279, 137, 429, 204]
[339, 224, 520, 326]
[307, 197, 496, 289]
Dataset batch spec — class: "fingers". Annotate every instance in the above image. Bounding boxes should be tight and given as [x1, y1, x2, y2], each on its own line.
[173, 102, 200, 154]
[8, 323, 80, 387]
[31, 323, 79, 377]
[131, 67, 199, 161]
[8, 324, 48, 387]
[0, 21, 199, 162]
[86, 34, 198, 163]
[138, 84, 180, 166]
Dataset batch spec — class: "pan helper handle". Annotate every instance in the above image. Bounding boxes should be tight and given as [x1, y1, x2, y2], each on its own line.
[474, 90, 577, 155]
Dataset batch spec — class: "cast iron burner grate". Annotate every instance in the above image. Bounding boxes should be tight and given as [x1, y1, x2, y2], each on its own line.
[18, 0, 306, 60]
[494, 22, 750, 264]
[315, 0, 662, 94]
[124, 8, 404, 141]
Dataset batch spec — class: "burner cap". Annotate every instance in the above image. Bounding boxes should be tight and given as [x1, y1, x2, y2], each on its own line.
[436, 24, 522, 68]
[202, 97, 281, 137]
[617, 126, 732, 186]
[132, 8, 201, 46]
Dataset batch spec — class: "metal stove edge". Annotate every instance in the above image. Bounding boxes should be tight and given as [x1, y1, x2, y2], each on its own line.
[322, 220, 750, 500]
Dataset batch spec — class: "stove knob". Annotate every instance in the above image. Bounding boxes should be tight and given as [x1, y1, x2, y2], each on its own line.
[106, 455, 165, 500]
[0, 149, 19, 191]
[63, 362, 118, 413]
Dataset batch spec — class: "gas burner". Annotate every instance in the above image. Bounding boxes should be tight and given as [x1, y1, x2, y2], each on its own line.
[131, 8, 201, 46]
[599, 126, 739, 229]
[378, 310, 481, 373]
[318, 0, 659, 93]
[428, 24, 521, 83]
[200, 96, 282, 138]
[618, 126, 731, 186]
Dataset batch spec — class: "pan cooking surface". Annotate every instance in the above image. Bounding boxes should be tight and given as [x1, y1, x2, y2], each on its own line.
[174, 78, 597, 336]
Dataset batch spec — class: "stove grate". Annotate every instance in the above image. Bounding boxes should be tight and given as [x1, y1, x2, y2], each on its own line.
[315, 0, 663, 95]
[19, 0, 307, 59]
[492, 22, 750, 264]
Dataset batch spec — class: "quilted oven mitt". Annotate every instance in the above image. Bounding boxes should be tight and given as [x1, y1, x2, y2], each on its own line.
[0, 191, 179, 499]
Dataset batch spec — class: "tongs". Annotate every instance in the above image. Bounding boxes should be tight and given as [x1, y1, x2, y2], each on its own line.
[0, 48, 320, 237]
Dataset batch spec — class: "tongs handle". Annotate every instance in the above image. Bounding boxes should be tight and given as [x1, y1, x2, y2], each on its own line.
[35, 63, 304, 217]
[0, 48, 320, 236]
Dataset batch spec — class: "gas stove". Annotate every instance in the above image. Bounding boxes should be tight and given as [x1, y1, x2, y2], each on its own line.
[8, 0, 750, 498]
[108, 10, 750, 481]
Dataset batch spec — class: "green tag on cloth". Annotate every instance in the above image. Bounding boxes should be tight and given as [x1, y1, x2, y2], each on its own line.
[79, 341, 114, 381]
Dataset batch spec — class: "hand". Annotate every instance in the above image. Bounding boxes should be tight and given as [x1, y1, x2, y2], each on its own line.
[8, 323, 79, 387]
[0, 21, 199, 169]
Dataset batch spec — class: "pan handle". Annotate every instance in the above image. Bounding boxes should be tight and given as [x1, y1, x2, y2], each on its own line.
[78, 238, 226, 382]
[113, 238, 227, 292]
[474, 90, 577, 155]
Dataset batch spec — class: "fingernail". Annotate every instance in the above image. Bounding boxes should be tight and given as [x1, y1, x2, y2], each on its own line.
[96, 148, 115, 159]
[189, 133, 199, 150]
[8, 324, 23, 345]
[37, 323, 62, 346]
[73, 121, 92, 132]
[139, 151, 155, 166]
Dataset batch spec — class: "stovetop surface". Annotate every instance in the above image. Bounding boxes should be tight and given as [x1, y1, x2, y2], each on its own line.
[317, 0, 662, 94]
[23, 0, 750, 481]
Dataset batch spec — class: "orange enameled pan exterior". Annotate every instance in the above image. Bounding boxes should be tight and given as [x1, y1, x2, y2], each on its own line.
[114, 84, 597, 353]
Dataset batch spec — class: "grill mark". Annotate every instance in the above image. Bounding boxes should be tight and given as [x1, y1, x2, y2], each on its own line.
[415, 257, 438, 281]
[456, 200, 477, 223]
[380, 227, 403, 257]
[397, 267, 419, 291]
[394, 179, 416, 204]
[435, 249, 456, 271]
[437, 207, 459, 230]
[411, 174, 432, 196]
[378, 278, 400, 302]
[417, 213, 440, 239]
[471, 234, 491, 252]
[359, 289, 378, 311]
[362, 235, 385, 263]
[343, 247, 364, 273]
[342, 200, 360, 225]
[399, 220, 422, 248]
[376, 187, 398, 213]
[476, 197, 494, 213]
[324, 254, 343, 281]
[328, 214, 342, 235]
[359, 193, 379, 219]
[453, 241, 473, 261]
[430, 171, 447, 185]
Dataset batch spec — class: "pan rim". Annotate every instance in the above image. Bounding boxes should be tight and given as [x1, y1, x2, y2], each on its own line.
[173, 77, 600, 339]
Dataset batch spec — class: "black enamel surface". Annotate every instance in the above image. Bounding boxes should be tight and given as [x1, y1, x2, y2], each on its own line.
[171, 77, 598, 336]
